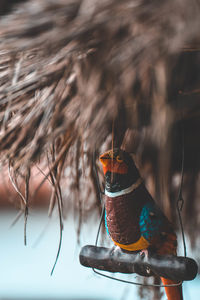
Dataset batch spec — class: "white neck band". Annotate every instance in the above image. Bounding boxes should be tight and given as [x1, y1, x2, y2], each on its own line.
[105, 177, 143, 198]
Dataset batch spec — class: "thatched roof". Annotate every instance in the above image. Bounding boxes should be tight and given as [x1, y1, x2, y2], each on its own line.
[0, 0, 200, 253]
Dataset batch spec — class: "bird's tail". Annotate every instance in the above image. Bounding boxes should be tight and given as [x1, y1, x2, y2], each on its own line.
[161, 277, 183, 300]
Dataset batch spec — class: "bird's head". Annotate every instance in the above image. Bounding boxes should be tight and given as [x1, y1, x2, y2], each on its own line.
[99, 148, 141, 193]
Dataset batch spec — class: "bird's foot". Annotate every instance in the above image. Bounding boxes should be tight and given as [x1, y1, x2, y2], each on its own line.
[139, 249, 153, 275]
[110, 245, 121, 256]
[139, 249, 149, 259]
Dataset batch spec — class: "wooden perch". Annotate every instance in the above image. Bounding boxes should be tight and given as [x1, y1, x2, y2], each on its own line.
[79, 245, 198, 282]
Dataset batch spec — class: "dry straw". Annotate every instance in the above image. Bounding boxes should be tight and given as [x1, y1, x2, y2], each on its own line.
[0, 0, 200, 253]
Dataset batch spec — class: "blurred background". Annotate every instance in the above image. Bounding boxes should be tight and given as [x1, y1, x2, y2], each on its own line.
[0, 0, 200, 299]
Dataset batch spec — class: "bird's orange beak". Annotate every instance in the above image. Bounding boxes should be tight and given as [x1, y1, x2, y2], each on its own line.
[99, 151, 128, 175]
[99, 151, 112, 174]
[99, 152, 111, 167]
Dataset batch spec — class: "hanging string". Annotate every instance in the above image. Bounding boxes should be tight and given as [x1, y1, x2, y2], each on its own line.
[112, 118, 115, 152]
[111, 118, 115, 182]
[176, 123, 187, 257]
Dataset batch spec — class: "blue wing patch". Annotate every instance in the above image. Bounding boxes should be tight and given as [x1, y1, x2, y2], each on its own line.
[104, 211, 110, 236]
[139, 202, 164, 242]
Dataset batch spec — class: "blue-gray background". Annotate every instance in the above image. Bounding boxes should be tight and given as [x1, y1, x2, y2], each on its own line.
[0, 210, 199, 300]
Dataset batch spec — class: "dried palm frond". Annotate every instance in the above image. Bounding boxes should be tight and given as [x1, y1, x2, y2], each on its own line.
[0, 0, 200, 248]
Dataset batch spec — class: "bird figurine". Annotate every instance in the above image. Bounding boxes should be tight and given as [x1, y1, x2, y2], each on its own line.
[99, 148, 183, 300]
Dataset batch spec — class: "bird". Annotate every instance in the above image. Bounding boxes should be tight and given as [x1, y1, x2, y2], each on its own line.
[99, 148, 183, 300]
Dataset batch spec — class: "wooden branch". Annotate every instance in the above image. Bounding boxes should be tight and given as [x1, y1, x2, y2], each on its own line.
[79, 245, 198, 282]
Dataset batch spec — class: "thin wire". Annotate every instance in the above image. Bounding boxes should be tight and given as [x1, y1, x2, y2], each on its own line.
[176, 124, 187, 257]
[111, 118, 115, 182]
[93, 269, 182, 287]
[24, 168, 30, 246]
[95, 205, 105, 246]
[92, 151, 182, 288]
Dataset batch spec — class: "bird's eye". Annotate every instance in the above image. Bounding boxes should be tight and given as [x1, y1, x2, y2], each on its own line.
[116, 155, 123, 163]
